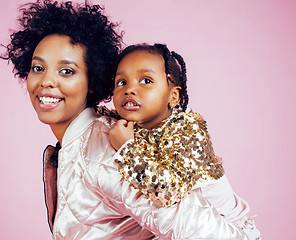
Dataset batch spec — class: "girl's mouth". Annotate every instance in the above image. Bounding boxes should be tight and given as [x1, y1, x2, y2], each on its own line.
[122, 98, 140, 110]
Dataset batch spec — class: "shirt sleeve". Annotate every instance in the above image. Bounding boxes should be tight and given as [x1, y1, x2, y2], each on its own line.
[96, 148, 249, 239]
[114, 111, 224, 207]
[199, 175, 261, 239]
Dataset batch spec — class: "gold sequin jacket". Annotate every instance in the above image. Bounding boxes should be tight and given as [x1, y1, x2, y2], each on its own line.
[115, 109, 224, 207]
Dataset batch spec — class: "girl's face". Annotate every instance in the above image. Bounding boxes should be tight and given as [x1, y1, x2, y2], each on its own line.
[27, 34, 88, 137]
[113, 50, 179, 129]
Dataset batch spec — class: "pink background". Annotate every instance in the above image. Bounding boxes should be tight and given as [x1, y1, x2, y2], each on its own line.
[0, 0, 295, 239]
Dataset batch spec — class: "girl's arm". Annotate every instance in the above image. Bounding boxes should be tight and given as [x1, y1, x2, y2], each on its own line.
[114, 110, 224, 207]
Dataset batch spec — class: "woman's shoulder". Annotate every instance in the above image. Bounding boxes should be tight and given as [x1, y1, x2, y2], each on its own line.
[96, 106, 121, 120]
[92, 106, 119, 129]
[80, 108, 117, 172]
[77, 107, 117, 145]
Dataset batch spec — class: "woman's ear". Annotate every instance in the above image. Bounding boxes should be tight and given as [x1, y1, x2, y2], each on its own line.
[169, 86, 182, 108]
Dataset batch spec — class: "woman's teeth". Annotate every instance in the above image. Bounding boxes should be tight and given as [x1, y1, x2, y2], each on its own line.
[39, 96, 61, 105]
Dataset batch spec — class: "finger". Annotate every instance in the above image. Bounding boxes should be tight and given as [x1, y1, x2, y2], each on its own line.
[114, 119, 128, 127]
[127, 121, 135, 129]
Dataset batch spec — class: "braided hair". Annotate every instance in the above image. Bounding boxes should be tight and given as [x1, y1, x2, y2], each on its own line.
[116, 43, 189, 111]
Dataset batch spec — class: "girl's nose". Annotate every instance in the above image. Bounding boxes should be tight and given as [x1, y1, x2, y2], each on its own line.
[124, 83, 137, 95]
[40, 73, 57, 88]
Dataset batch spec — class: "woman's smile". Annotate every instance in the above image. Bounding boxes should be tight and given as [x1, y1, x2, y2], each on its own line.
[36, 93, 64, 110]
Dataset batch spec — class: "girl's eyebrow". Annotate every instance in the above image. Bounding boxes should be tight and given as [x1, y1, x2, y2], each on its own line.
[32, 56, 44, 62]
[31, 56, 78, 67]
[138, 69, 155, 74]
[116, 68, 155, 76]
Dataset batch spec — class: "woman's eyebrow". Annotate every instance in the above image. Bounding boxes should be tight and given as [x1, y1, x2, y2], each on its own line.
[31, 56, 78, 68]
[58, 60, 79, 67]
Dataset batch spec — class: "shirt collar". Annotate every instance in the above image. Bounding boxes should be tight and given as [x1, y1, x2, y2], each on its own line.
[62, 107, 98, 147]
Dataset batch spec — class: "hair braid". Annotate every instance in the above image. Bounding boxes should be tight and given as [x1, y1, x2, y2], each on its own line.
[154, 44, 174, 83]
[171, 51, 188, 111]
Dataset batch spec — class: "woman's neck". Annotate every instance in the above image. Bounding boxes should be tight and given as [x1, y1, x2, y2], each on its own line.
[49, 107, 88, 146]
[49, 123, 70, 147]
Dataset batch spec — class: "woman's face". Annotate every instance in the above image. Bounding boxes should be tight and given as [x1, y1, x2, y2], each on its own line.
[27, 34, 88, 135]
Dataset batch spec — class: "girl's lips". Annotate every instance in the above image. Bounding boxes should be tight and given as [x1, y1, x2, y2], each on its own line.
[121, 98, 141, 111]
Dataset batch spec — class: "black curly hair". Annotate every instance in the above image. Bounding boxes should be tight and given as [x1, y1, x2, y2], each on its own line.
[116, 43, 189, 111]
[1, 0, 122, 107]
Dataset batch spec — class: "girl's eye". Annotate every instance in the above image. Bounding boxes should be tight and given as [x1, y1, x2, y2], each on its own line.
[60, 68, 74, 75]
[140, 78, 152, 84]
[31, 65, 44, 73]
[117, 80, 126, 86]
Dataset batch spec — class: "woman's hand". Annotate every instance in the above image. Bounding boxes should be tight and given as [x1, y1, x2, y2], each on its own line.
[109, 119, 134, 151]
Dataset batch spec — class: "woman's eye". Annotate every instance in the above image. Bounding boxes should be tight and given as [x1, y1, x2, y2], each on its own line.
[117, 80, 126, 86]
[140, 78, 152, 84]
[31, 65, 44, 73]
[60, 68, 74, 75]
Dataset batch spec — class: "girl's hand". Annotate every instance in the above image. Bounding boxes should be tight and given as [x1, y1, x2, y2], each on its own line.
[109, 119, 134, 151]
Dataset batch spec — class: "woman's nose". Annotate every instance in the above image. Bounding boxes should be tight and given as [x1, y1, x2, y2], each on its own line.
[40, 72, 57, 88]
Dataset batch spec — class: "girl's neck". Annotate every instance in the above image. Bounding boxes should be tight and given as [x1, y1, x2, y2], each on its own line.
[138, 109, 173, 130]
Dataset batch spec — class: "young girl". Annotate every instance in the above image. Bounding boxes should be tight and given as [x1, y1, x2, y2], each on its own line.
[2, 1, 256, 239]
[109, 43, 261, 239]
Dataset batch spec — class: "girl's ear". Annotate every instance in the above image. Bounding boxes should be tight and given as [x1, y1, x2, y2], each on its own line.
[169, 86, 182, 108]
